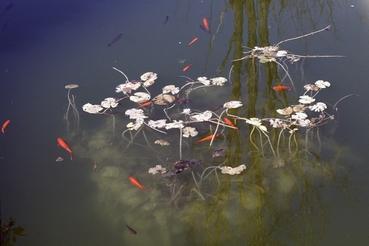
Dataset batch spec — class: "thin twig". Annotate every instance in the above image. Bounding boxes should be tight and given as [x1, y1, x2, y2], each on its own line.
[333, 94, 358, 111]
[275, 25, 331, 46]
[112, 66, 129, 82]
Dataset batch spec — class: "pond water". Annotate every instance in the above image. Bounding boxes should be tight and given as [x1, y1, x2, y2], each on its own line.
[1, 0, 369, 245]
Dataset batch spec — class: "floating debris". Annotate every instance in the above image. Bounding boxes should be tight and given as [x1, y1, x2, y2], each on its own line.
[154, 139, 170, 146]
[55, 157, 64, 162]
[212, 148, 225, 158]
[220, 164, 246, 175]
[148, 165, 167, 175]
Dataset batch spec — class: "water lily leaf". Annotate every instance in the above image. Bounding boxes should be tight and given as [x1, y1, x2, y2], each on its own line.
[154, 139, 170, 146]
[152, 94, 176, 106]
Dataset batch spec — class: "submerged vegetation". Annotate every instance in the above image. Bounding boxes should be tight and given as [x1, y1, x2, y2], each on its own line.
[69, 1, 352, 245]
[0, 218, 25, 246]
[74, 23, 351, 244]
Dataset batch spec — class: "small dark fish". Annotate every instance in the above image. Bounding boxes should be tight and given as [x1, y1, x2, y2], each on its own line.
[1, 3, 13, 14]
[126, 224, 137, 235]
[107, 33, 123, 47]
[163, 15, 169, 24]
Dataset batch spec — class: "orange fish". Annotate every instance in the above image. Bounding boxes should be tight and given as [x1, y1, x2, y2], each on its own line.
[129, 176, 144, 190]
[57, 137, 73, 160]
[201, 17, 210, 32]
[182, 64, 192, 72]
[223, 117, 237, 129]
[138, 100, 153, 108]
[187, 36, 199, 47]
[1, 119, 10, 134]
[196, 133, 220, 144]
[272, 84, 290, 92]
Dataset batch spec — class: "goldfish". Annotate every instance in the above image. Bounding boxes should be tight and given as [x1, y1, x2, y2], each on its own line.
[272, 84, 290, 92]
[138, 100, 153, 108]
[223, 117, 237, 129]
[201, 17, 210, 32]
[56, 137, 73, 160]
[1, 119, 10, 134]
[182, 64, 192, 72]
[187, 36, 199, 47]
[129, 176, 144, 190]
[196, 133, 220, 144]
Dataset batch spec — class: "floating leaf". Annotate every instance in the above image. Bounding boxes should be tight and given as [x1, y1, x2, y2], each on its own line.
[154, 139, 170, 146]
[152, 94, 176, 105]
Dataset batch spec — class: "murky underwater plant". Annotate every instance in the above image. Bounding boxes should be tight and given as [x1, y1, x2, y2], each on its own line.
[0, 218, 25, 246]
[80, 61, 346, 201]
[75, 25, 353, 245]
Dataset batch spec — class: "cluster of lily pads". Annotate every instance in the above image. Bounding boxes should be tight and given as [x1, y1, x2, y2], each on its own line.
[82, 65, 336, 179]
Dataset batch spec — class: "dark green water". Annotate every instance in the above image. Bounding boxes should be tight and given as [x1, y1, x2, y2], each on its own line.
[1, 0, 369, 245]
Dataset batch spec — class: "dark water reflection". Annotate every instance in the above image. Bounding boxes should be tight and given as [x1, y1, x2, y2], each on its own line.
[1, 0, 369, 245]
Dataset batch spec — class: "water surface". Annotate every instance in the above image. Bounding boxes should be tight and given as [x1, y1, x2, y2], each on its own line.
[1, 0, 369, 245]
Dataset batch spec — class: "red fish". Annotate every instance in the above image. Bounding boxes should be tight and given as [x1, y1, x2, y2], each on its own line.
[129, 176, 144, 190]
[182, 64, 192, 72]
[196, 133, 220, 144]
[272, 84, 290, 92]
[56, 137, 73, 160]
[1, 119, 10, 134]
[223, 117, 237, 129]
[201, 17, 210, 32]
[187, 36, 199, 47]
[138, 100, 153, 108]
